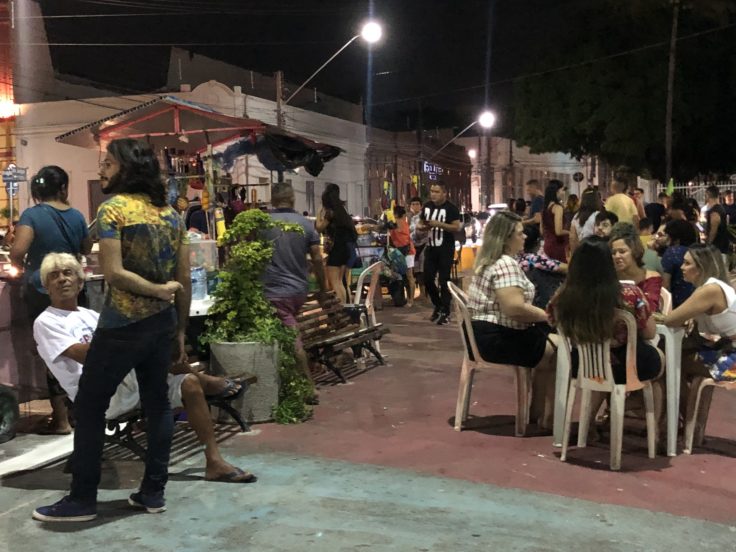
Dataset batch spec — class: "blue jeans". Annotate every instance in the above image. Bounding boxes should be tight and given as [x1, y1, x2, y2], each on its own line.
[70, 308, 177, 502]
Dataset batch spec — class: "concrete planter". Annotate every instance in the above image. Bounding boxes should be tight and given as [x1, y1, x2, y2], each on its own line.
[209, 341, 280, 423]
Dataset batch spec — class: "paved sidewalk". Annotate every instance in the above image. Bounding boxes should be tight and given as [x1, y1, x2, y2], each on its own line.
[2, 452, 734, 552]
[1, 300, 735, 550]
[238, 303, 736, 525]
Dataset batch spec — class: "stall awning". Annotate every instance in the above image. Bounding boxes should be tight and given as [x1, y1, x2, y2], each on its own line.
[55, 95, 343, 176]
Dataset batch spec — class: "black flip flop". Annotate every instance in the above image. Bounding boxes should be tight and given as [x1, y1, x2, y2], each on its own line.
[205, 467, 257, 484]
[206, 378, 246, 402]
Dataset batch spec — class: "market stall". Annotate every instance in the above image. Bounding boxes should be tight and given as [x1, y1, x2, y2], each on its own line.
[54, 94, 343, 313]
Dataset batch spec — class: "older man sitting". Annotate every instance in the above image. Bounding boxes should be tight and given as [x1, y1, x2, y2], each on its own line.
[33, 253, 255, 485]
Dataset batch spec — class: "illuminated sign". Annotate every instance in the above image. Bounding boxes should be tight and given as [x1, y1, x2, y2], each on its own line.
[423, 161, 443, 181]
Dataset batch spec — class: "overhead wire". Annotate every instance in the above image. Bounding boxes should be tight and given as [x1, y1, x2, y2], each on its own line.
[370, 21, 736, 107]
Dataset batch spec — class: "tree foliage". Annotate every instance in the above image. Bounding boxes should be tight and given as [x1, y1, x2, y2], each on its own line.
[202, 208, 314, 424]
[513, 0, 736, 180]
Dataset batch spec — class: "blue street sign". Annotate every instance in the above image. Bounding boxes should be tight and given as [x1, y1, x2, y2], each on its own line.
[5, 181, 18, 196]
[2, 164, 26, 184]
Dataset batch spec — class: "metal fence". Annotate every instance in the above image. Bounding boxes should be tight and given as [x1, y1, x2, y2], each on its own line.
[656, 180, 736, 205]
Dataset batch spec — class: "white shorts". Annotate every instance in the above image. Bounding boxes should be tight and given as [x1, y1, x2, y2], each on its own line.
[405, 254, 415, 269]
[105, 372, 187, 420]
[167, 373, 187, 409]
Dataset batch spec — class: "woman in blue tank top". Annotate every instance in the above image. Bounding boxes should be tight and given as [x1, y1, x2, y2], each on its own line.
[10, 166, 91, 434]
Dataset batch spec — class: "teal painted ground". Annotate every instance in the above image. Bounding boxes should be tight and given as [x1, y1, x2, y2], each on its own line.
[1, 452, 734, 552]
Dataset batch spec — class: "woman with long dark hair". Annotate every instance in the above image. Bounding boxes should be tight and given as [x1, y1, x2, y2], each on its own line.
[569, 188, 602, 253]
[540, 179, 569, 262]
[548, 237, 663, 422]
[33, 138, 189, 521]
[315, 183, 357, 303]
[10, 165, 92, 434]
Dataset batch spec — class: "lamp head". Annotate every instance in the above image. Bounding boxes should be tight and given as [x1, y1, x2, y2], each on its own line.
[478, 111, 496, 129]
[361, 21, 383, 43]
[468, 149, 477, 159]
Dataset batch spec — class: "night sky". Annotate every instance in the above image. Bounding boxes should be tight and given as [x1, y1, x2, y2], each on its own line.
[38, 0, 572, 134]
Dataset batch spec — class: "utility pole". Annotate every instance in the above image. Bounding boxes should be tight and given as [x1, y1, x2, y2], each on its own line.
[665, 0, 680, 183]
[486, 133, 493, 205]
[508, 138, 514, 196]
[275, 70, 285, 128]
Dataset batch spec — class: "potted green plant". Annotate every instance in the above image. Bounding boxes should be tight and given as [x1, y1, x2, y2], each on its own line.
[202, 208, 314, 424]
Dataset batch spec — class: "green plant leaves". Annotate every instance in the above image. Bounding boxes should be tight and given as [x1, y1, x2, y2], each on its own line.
[202, 209, 313, 423]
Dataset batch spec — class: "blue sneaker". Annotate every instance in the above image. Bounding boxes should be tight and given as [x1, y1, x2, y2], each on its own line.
[32, 496, 97, 522]
[128, 490, 166, 513]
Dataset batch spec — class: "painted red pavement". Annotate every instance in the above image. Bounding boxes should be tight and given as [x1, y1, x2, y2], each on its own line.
[230, 304, 736, 525]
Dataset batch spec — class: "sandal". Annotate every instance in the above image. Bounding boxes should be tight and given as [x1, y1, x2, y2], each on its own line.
[206, 378, 246, 402]
[205, 467, 257, 484]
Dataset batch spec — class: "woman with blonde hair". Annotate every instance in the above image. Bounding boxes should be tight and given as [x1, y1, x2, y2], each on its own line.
[467, 211, 557, 428]
[663, 244, 736, 441]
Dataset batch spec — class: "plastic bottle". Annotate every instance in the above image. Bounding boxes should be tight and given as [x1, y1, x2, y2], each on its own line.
[191, 266, 207, 300]
[214, 207, 226, 240]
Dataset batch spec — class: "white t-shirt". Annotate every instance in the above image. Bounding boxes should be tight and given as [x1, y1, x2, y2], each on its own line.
[572, 211, 597, 240]
[33, 306, 184, 419]
[34, 307, 99, 403]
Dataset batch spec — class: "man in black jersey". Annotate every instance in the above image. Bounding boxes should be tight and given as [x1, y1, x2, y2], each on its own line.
[419, 182, 461, 325]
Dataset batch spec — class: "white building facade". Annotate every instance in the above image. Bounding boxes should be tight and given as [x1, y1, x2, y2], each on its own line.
[12, 81, 368, 221]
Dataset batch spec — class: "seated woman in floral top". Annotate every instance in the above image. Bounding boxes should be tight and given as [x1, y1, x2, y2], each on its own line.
[609, 222, 662, 313]
[467, 211, 558, 428]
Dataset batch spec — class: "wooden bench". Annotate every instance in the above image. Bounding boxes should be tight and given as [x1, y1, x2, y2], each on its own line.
[100, 374, 257, 461]
[296, 292, 390, 384]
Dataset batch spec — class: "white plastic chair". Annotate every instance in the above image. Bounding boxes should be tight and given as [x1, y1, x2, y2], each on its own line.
[683, 377, 736, 454]
[351, 261, 384, 352]
[447, 281, 531, 436]
[560, 309, 657, 470]
[659, 287, 672, 315]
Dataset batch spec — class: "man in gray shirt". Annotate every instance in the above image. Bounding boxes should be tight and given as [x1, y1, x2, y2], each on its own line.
[263, 183, 328, 382]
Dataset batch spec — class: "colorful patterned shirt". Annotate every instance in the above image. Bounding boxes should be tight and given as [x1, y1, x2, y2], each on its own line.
[467, 254, 536, 330]
[96, 193, 187, 328]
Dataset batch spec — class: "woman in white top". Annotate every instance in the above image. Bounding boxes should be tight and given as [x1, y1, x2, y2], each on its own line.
[569, 188, 602, 254]
[467, 211, 558, 428]
[663, 244, 735, 438]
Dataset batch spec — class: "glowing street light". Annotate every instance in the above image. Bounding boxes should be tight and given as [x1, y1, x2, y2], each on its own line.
[468, 149, 477, 159]
[478, 110, 496, 129]
[285, 20, 383, 105]
[361, 21, 383, 43]
[431, 110, 497, 159]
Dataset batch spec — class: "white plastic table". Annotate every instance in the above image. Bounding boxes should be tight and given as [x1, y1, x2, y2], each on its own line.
[552, 324, 685, 457]
[656, 323, 685, 457]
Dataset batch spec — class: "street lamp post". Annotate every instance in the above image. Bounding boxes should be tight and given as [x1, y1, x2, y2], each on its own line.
[428, 111, 495, 208]
[430, 110, 495, 159]
[284, 21, 382, 106]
